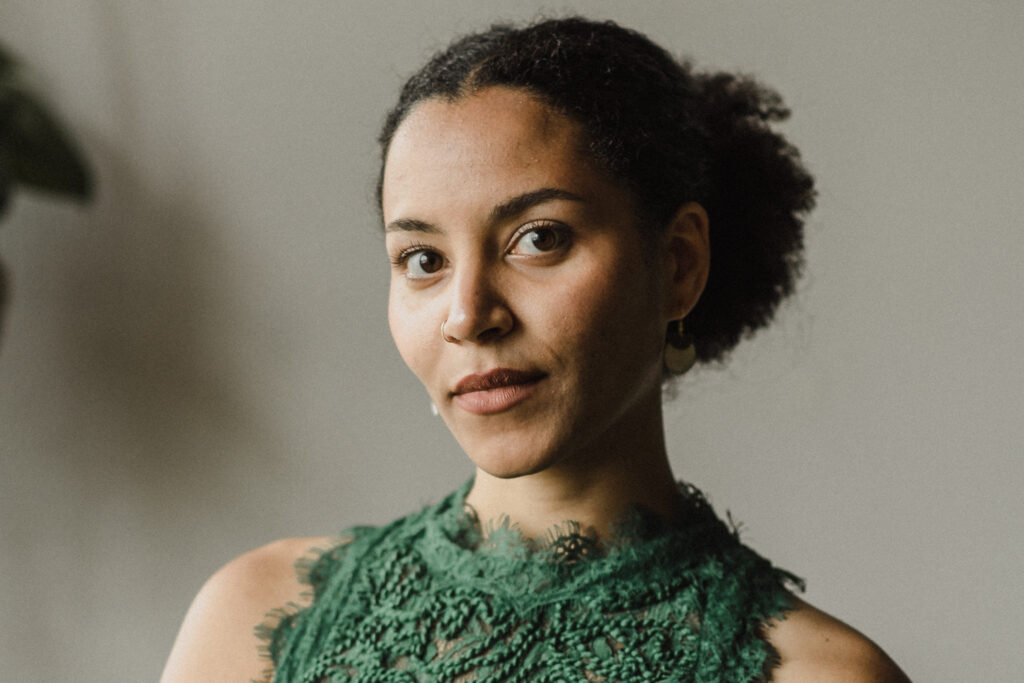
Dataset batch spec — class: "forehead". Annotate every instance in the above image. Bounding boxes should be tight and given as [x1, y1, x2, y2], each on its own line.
[382, 87, 611, 221]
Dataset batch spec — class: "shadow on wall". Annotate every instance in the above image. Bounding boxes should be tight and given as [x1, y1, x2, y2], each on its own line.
[1, 130, 291, 682]
[43, 139, 281, 494]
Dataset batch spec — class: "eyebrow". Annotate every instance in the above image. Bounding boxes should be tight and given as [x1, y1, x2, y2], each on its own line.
[384, 187, 584, 234]
[384, 217, 439, 234]
[489, 187, 584, 223]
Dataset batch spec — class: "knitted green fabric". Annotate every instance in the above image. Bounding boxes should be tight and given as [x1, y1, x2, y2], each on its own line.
[261, 480, 802, 682]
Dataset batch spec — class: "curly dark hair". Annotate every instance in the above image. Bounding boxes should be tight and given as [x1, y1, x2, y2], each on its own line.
[376, 17, 815, 365]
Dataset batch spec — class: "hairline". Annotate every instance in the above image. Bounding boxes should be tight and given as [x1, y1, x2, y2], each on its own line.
[376, 85, 674, 256]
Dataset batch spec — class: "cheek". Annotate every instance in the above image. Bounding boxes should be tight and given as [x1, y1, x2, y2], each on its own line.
[388, 289, 436, 384]
[550, 260, 663, 371]
[536, 273, 627, 357]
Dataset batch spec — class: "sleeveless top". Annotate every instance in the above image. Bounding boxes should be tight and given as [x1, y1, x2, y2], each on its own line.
[260, 480, 803, 683]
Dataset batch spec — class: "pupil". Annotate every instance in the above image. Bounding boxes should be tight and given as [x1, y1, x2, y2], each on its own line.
[417, 253, 440, 272]
[532, 229, 555, 250]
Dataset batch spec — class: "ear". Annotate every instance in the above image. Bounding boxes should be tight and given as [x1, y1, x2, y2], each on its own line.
[661, 202, 710, 321]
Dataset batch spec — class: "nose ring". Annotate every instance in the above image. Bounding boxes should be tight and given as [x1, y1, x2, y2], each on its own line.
[441, 320, 457, 343]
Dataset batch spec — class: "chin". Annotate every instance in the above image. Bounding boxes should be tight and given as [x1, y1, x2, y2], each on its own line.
[457, 429, 564, 479]
[474, 458, 550, 480]
[466, 446, 554, 479]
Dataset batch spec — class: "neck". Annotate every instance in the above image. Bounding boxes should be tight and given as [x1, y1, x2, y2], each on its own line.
[464, 390, 681, 540]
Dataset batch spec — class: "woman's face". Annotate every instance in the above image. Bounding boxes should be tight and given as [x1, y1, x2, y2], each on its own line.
[382, 87, 676, 478]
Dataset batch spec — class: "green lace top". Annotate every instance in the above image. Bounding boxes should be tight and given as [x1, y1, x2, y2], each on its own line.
[261, 480, 802, 682]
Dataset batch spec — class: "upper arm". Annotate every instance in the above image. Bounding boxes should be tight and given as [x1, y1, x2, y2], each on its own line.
[765, 596, 911, 683]
[160, 537, 334, 683]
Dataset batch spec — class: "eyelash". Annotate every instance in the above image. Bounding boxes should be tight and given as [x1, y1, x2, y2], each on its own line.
[388, 221, 571, 270]
[390, 241, 435, 268]
[508, 221, 568, 254]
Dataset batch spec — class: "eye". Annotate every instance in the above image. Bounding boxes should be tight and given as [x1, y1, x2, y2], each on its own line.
[509, 223, 570, 256]
[392, 246, 445, 279]
[407, 249, 444, 277]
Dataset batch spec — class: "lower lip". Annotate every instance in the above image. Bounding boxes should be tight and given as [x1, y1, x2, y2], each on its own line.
[452, 378, 543, 415]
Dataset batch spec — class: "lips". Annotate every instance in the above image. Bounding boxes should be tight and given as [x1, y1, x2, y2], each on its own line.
[451, 368, 546, 415]
[452, 368, 545, 395]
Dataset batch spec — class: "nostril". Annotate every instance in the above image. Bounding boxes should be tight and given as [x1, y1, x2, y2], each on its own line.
[476, 325, 506, 343]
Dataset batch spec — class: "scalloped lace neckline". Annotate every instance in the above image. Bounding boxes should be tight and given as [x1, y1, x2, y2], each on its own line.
[429, 478, 724, 565]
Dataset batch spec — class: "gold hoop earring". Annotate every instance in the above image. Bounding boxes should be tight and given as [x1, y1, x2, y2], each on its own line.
[664, 319, 696, 375]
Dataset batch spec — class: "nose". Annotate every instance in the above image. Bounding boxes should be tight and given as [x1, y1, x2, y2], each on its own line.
[442, 262, 514, 344]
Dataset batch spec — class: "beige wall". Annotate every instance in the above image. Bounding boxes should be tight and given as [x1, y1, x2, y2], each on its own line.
[1, 2, 1021, 680]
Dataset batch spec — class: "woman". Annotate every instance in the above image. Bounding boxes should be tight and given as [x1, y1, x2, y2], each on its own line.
[163, 17, 909, 682]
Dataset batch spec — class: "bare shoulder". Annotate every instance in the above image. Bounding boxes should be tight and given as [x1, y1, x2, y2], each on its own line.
[160, 536, 339, 683]
[765, 596, 911, 683]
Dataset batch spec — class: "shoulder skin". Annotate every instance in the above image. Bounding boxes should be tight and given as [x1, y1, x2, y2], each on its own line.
[765, 596, 911, 682]
[160, 536, 336, 683]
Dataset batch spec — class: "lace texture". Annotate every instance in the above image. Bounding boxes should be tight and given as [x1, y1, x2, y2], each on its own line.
[262, 480, 803, 682]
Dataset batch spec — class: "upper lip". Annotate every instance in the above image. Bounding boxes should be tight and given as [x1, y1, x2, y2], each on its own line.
[451, 368, 546, 395]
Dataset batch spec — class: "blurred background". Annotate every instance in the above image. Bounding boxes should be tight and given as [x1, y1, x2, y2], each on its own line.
[1, 1, 1020, 680]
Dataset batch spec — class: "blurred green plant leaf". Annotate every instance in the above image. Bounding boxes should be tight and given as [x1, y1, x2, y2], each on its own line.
[0, 44, 14, 79]
[0, 42, 93, 217]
